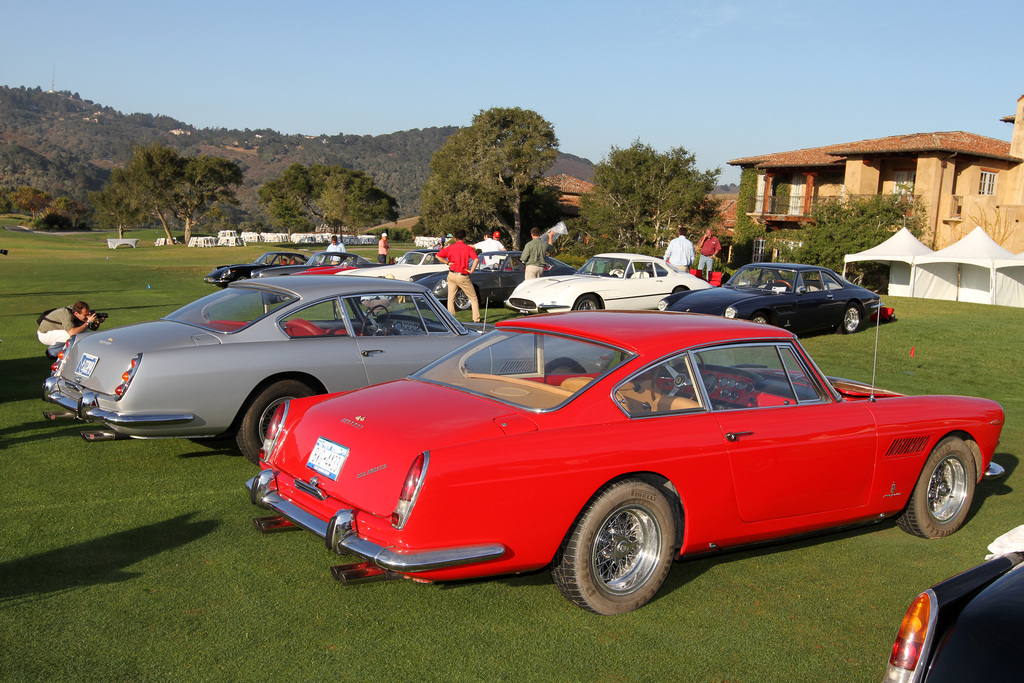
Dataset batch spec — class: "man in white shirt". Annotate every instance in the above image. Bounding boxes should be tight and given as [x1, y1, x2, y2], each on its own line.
[326, 235, 345, 253]
[473, 231, 505, 266]
[663, 227, 695, 269]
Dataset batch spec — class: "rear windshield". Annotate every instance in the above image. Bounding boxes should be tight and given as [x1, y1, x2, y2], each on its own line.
[164, 287, 295, 333]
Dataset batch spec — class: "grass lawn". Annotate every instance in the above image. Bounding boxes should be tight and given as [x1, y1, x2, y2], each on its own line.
[0, 227, 1020, 682]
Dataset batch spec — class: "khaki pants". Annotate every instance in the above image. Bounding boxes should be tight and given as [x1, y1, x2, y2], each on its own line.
[447, 272, 480, 322]
[524, 264, 544, 279]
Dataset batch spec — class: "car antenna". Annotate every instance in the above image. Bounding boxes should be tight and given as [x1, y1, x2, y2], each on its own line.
[869, 301, 882, 402]
[482, 298, 489, 330]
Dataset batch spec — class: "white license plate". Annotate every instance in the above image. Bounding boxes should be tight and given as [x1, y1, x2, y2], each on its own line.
[306, 437, 349, 481]
[75, 353, 99, 379]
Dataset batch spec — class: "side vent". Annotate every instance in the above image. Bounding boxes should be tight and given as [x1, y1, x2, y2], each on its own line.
[885, 436, 930, 458]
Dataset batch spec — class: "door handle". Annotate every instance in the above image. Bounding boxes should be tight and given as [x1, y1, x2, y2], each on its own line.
[360, 349, 384, 357]
[725, 431, 754, 442]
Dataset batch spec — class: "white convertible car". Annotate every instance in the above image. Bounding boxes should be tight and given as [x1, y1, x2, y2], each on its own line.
[505, 253, 712, 313]
[343, 249, 447, 281]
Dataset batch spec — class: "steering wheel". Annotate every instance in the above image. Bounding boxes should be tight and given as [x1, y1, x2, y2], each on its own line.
[609, 269, 625, 278]
[654, 364, 694, 398]
[361, 304, 391, 336]
[772, 280, 791, 290]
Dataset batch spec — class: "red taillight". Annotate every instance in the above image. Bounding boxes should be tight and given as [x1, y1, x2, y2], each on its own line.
[113, 354, 142, 399]
[259, 401, 289, 464]
[888, 592, 932, 674]
[391, 452, 429, 529]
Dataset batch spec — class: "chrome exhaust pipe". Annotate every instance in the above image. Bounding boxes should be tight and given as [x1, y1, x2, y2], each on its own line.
[330, 562, 401, 585]
[79, 429, 123, 442]
[43, 410, 77, 421]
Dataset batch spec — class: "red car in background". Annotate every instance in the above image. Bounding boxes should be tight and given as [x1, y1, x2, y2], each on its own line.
[247, 312, 1004, 614]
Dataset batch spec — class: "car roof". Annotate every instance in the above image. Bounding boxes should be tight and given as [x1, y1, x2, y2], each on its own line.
[592, 253, 664, 260]
[743, 262, 829, 272]
[495, 311, 797, 356]
[227, 274, 433, 298]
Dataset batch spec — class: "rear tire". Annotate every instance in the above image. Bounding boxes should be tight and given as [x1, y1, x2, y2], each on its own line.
[236, 379, 316, 464]
[552, 479, 676, 614]
[896, 436, 976, 538]
[839, 304, 861, 334]
[572, 294, 601, 311]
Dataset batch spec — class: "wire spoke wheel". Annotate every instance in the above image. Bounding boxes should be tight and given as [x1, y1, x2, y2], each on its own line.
[927, 455, 968, 522]
[591, 507, 661, 594]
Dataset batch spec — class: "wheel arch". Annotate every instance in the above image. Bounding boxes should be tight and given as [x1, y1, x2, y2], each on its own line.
[941, 429, 983, 480]
[750, 308, 775, 325]
[229, 371, 328, 433]
[573, 292, 605, 309]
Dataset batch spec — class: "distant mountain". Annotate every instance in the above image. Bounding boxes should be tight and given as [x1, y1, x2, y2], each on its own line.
[0, 85, 593, 219]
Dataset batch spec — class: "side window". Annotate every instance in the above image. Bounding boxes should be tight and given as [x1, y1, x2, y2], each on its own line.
[820, 272, 844, 291]
[280, 299, 347, 338]
[801, 271, 823, 292]
[693, 345, 795, 410]
[778, 346, 828, 402]
[342, 293, 436, 336]
[614, 355, 703, 417]
[653, 263, 669, 277]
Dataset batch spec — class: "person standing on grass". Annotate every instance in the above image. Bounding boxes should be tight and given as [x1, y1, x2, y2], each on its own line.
[696, 229, 722, 279]
[522, 227, 553, 279]
[664, 226, 695, 270]
[436, 229, 480, 322]
[378, 232, 390, 264]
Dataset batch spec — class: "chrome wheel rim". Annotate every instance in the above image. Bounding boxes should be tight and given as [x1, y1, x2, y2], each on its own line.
[928, 455, 968, 522]
[258, 397, 292, 440]
[590, 506, 661, 595]
[844, 307, 860, 331]
[577, 298, 598, 310]
[454, 290, 471, 310]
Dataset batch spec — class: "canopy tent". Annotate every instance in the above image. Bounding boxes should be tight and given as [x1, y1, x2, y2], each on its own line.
[993, 252, 1024, 308]
[843, 228, 934, 296]
[911, 227, 1016, 304]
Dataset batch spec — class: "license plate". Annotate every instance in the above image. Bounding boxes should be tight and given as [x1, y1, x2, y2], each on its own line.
[76, 353, 99, 379]
[306, 437, 350, 481]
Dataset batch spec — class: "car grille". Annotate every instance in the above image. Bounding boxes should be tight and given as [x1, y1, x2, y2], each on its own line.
[508, 297, 537, 309]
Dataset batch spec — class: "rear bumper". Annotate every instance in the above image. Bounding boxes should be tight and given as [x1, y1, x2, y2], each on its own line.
[42, 376, 195, 427]
[246, 470, 506, 573]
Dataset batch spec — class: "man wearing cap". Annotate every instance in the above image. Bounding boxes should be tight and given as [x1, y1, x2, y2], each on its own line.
[473, 231, 505, 267]
[377, 232, 390, 264]
[436, 229, 480, 322]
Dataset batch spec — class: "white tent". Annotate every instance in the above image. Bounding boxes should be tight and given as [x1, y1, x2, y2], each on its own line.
[993, 251, 1024, 308]
[843, 227, 934, 296]
[912, 227, 1015, 304]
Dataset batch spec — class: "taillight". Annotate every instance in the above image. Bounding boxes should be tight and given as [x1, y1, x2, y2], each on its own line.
[391, 452, 429, 529]
[884, 591, 934, 682]
[50, 339, 73, 374]
[260, 401, 289, 464]
[113, 354, 142, 398]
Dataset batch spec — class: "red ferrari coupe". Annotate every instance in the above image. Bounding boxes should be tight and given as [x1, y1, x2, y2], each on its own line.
[247, 312, 1005, 614]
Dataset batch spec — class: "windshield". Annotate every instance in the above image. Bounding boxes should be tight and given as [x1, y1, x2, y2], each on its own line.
[728, 266, 799, 291]
[164, 287, 296, 333]
[414, 329, 631, 410]
[578, 256, 632, 278]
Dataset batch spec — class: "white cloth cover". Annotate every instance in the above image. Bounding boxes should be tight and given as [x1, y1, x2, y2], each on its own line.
[985, 524, 1024, 560]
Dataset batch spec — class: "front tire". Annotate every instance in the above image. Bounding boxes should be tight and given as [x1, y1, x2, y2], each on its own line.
[840, 303, 861, 334]
[552, 479, 676, 614]
[453, 288, 475, 311]
[236, 379, 316, 464]
[896, 436, 976, 538]
[751, 312, 771, 325]
[572, 294, 601, 311]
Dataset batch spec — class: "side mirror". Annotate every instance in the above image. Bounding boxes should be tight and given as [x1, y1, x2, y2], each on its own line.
[796, 286, 807, 295]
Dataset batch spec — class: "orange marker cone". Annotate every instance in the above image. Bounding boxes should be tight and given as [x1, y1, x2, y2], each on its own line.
[910, 346, 915, 357]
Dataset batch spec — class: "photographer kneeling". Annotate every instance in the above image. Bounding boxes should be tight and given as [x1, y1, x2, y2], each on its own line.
[37, 301, 104, 351]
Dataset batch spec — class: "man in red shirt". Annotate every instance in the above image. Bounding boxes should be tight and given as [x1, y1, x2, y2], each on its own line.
[696, 229, 722, 279]
[436, 229, 481, 322]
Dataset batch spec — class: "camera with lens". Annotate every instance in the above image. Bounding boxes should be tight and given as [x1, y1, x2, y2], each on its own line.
[0, 249, 8, 255]
[89, 312, 109, 331]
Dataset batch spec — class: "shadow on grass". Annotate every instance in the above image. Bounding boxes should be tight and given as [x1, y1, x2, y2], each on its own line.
[0, 513, 218, 602]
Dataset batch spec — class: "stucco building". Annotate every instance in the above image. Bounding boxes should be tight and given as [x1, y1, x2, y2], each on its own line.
[729, 94, 1024, 252]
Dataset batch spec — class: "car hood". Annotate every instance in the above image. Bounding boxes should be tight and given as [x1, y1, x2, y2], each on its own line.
[60, 320, 223, 393]
[511, 274, 599, 298]
[276, 379, 536, 517]
[667, 286, 761, 313]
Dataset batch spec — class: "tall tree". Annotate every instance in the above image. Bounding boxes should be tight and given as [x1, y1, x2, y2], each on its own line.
[258, 164, 398, 233]
[89, 167, 149, 238]
[420, 107, 558, 249]
[13, 186, 51, 217]
[123, 143, 184, 243]
[171, 155, 244, 243]
[580, 141, 720, 253]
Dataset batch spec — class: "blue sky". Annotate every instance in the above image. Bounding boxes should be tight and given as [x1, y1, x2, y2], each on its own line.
[3, 0, 1021, 184]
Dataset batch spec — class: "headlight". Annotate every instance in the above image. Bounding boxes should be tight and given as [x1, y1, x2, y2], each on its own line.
[433, 280, 448, 294]
[724, 307, 737, 318]
[657, 300, 668, 311]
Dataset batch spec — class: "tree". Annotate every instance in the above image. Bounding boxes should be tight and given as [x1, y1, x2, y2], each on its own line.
[796, 194, 925, 272]
[258, 164, 398, 233]
[171, 155, 244, 243]
[122, 143, 184, 243]
[420, 107, 558, 249]
[580, 141, 720, 254]
[90, 167, 148, 238]
[13, 186, 51, 217]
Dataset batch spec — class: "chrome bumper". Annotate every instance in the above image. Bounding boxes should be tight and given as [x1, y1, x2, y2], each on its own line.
[42, 376, 194, 426]
[247, 470, 506, 573]
[984, 462, 1005, 480]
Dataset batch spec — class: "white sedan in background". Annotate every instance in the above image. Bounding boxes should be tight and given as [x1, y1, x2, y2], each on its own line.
[343, 249, 447, 281]
[505, 252, 712, 312]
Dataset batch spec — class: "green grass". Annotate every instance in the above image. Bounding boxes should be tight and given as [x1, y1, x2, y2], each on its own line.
[0, 227, 1020, 682]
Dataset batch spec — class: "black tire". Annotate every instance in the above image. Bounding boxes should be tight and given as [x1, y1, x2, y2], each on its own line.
[751, 312, 771, 325]
[453, 288, 476, 311]
[896, 436, 976, 539]
[234, 275, 248, 281]
[572, 294, 601, 311]
[236, 379, 316, 464]
[671, 286, 689, 294]
[839, 303, 861, 334]
[551, 479, 676, 614]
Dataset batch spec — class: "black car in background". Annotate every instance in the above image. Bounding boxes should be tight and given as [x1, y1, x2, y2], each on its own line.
[658, 262, 882, 335]
[883, 549, 1023, 682]
[412, 251, 576, 310]
[204, 251, 309, 286]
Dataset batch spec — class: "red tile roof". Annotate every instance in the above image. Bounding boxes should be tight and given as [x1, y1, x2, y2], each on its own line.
[542, 174, 594, 195]
[730, 131, 1019, 169]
